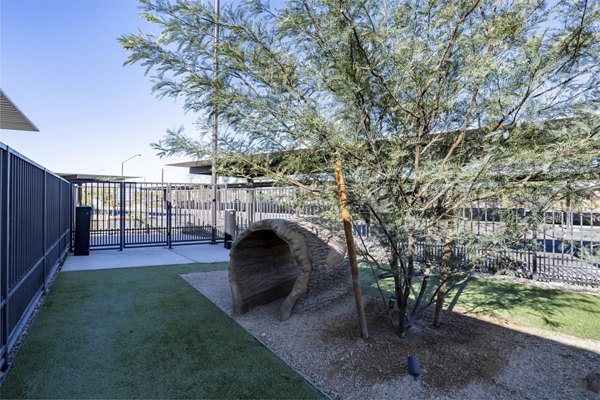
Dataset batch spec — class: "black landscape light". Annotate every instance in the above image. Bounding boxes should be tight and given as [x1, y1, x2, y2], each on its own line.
[407, 355, 420, 381]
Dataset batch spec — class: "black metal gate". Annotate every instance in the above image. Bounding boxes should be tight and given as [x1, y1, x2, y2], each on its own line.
[72, 182, 224, 249]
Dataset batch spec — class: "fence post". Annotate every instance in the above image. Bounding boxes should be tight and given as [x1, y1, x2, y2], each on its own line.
[69, 183, 74, 252]
[533, 227, 540, 281]
[166, 200, 172, 249]
[247, 180, 255, 225]
[119, 182, 125, 251]
[42, 170, 47, 294]
[211, 184, 217, 245]
[211, 185, 219, 244]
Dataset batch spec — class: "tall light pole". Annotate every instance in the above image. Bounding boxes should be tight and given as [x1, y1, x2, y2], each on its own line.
[211, 0, 220, 244]
[121, 154, 141, 177]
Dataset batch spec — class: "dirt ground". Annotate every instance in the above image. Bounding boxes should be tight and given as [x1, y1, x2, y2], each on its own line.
[183, 270, 600, 400]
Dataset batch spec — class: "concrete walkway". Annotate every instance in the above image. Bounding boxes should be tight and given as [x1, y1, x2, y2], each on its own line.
[61, 244, 230, 272]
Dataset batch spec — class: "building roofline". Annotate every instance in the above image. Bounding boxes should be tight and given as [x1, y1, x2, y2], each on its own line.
[0, 89, 39, 132]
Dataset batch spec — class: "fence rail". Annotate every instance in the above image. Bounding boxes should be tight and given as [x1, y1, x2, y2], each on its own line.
[453, 194, 600, 285]
[1, 144, 70, 370]
[73, 182, 225, 249]
[73, 180, 599, 285]
[218, 186, 321, 231]
[74, 183, 324, 250]
[231, 186, 599, 285]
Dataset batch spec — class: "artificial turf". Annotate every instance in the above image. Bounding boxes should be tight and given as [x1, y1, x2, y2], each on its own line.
[0, 263, 323, 399]
[358, 265, 600, 341]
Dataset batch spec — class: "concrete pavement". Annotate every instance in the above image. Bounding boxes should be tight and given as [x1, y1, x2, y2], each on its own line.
[61, 244, 230, 272]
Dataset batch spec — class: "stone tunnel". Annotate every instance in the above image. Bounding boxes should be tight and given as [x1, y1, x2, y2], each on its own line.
[228, 219, 349, 320]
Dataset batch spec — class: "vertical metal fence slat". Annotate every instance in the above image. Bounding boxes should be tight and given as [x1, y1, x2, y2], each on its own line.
[42, 171, 47, 293]
[119, 182, 125, 251]
[1, 147, 10, 370]
[0, 145, 70, 370]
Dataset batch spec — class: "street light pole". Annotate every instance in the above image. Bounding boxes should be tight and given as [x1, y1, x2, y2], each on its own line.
[121, 154, 141, 177]
[211, 0, 220, 244]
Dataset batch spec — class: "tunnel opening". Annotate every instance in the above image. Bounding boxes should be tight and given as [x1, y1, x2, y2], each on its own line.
[228, 219, 349, 320]
[229, 229, 300, 314]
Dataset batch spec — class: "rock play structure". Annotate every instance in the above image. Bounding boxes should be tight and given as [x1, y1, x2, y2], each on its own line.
[228, 219, 349, 320]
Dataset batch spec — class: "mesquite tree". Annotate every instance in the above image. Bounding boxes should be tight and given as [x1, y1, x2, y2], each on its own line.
[121, 0, 600, 336]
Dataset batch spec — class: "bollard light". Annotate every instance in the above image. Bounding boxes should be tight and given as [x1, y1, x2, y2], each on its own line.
[407, 355, 420, 381]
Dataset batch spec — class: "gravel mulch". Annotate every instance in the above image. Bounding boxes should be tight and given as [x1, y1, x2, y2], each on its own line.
[182, 270, 600, 400]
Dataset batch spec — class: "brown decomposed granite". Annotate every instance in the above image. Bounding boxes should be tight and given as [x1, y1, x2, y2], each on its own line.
[182, 270, 600, 400]
[586, 372, 600, 394]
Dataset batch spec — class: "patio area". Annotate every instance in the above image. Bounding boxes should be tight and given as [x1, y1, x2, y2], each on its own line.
[61, 243, 231, 271]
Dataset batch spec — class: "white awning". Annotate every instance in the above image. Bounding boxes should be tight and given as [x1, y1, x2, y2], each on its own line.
[56, 173, 141, 182]
[0, 89, 39, 132]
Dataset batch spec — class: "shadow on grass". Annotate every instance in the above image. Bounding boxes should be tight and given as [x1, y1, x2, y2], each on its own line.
[356, 264, 600, 341]
[452, 278, 599, 335]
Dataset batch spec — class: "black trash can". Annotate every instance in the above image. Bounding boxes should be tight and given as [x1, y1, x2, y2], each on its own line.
[74, 205, 92, 256]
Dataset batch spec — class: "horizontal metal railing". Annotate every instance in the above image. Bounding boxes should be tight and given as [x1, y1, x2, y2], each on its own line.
[231, 186, 599, 285]
[73, 182, 225, 249]
[452, 195, 600, 285]
[1, 143, 71, 370]
[72, 178, 598, 285]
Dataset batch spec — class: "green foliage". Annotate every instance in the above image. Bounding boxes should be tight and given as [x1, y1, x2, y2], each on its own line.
[121, 0, 600, 332]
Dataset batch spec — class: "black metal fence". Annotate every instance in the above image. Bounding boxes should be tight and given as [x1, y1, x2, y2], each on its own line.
[219, 186, 323, 230]
[0, 144, 70, 370]
[454, 198, 600, 285]
[72, 182, 224, 249]
[226, 186, 599, 286]
[71, 179, 599, 285]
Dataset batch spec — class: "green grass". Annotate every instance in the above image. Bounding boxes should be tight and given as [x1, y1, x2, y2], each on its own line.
[0, 263, 323, 399]
[357, 265, 600, 341]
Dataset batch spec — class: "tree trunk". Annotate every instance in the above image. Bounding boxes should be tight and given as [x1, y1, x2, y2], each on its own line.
[398, 298, 409, 337]
[412, 275, 429, 319]
[335, 160, 368, 339]
[434, 225, 453, 327]
[397, 232, 416, 337]
[392, 254, 405, 336]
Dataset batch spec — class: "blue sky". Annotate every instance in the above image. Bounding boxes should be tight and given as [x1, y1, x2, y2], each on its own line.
[0, 0, 204, 182]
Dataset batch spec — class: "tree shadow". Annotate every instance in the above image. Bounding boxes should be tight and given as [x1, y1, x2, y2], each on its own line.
[446, 277, 599, 336]
[321, 298, 600, 398]
[359, 264, 600, 340]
